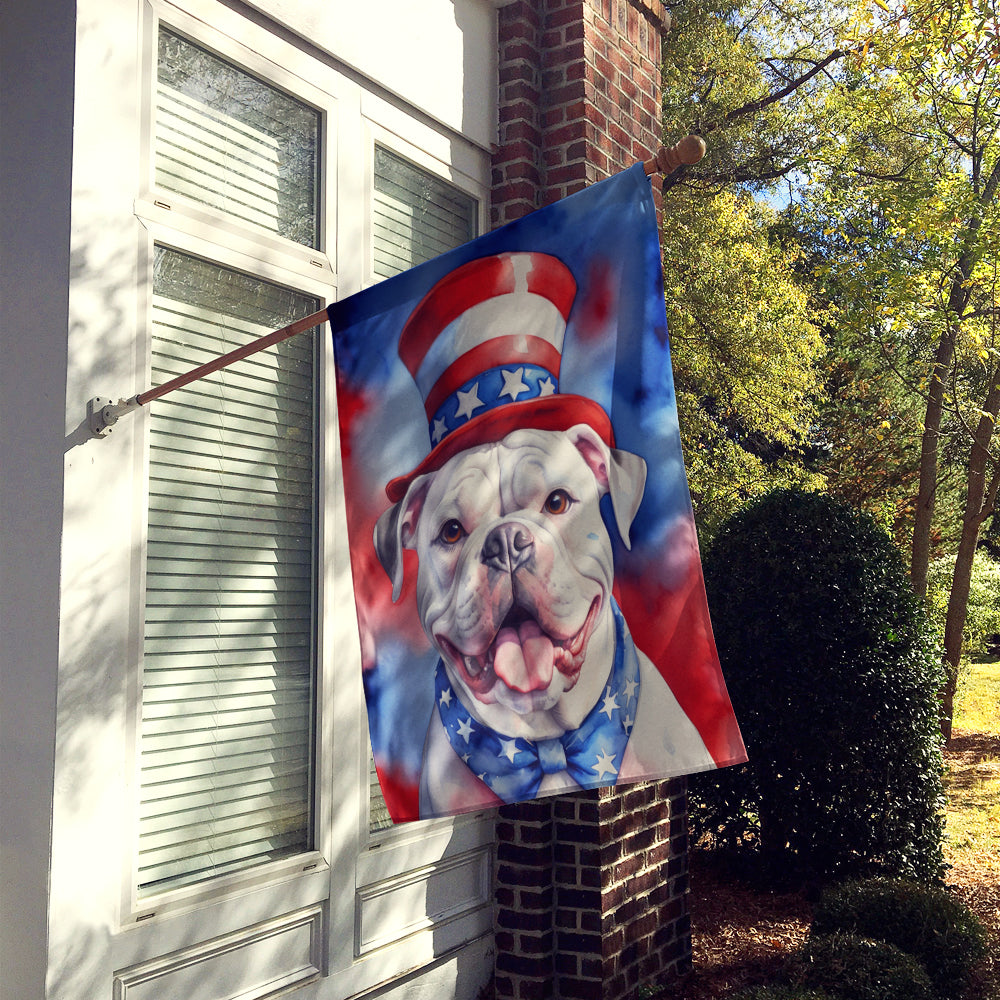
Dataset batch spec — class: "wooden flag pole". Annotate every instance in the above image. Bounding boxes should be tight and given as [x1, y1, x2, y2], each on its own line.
[643, 134, 706, 176]
[87, 307, 330, 437]
[136, 307, 330, 407]
[88, 136, 706, 437]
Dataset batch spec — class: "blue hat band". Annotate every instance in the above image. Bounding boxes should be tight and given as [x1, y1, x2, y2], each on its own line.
[430, 364, 559, 446]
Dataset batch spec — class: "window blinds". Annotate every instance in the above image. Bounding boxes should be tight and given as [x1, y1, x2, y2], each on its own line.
[156, 28, 320, 249]
[367, 148, 477, 832]
[372, 147, 477, 282]
[138, 248, 319, 895]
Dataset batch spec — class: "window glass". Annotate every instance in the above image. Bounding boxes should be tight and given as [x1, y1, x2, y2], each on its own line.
[156, 27, 320, 248]
[372, 146, 477, 279]
[368, 148, 478, 831]
[138, 246, 318, 895]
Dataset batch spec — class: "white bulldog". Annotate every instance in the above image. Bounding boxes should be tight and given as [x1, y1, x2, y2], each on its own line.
[375, 423, 714, 817]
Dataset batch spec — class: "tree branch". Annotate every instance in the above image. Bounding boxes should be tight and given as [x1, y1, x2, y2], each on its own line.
[702, 49, 847, 133]
[852, 165, 919, 183]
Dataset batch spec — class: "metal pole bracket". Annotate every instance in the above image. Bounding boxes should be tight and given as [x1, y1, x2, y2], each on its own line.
[88, 396, 140, 438]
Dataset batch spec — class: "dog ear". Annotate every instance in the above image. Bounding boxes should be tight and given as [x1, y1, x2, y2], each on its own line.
[373, 476, 430, 601]
[567, 424, 647, 549]
[606, 446, 647, 548]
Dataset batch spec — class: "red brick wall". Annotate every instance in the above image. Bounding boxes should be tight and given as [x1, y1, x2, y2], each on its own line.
[492, 0, 667, 226]
[494, 782, 691, 1000]
[490, 4, 692, 998]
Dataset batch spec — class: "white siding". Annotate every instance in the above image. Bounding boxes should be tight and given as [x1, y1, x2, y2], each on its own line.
[11, 0, 501, 997]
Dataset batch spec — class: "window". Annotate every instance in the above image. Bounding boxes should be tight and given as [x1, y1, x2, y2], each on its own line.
[367, 146, 478, 832]
[136, 26, 323, 897]
[372, 145, 477, 280]
[121, 10, 494, 991]
[139, 248, 319, 895]
[56, 0, 498, 992]
[155, 28, 320, 247]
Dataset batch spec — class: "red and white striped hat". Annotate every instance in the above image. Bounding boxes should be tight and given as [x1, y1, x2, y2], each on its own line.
[385, 251, 614, 501]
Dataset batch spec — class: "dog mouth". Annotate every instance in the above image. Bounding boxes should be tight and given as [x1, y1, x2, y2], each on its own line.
[437, 596, 601, 697]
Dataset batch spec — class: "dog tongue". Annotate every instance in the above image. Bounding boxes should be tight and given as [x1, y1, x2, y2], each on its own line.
[493, 619, 554, 693]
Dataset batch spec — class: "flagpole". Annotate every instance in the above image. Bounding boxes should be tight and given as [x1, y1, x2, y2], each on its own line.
[87, 307, 330, 437]
[88, 136, 705, 437]
[642, 134, 706, 176]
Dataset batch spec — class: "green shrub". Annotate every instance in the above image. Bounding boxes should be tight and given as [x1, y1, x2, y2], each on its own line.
[811, 878, 988, 998]
[793, 933, 934, 1000]
[692, 489, 946, 882]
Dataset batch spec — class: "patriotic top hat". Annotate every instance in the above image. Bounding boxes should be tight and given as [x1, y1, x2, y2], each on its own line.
[385, 251, 615, 502]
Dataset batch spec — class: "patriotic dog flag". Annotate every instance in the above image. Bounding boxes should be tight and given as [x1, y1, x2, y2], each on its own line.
[330, 165, 746, 822]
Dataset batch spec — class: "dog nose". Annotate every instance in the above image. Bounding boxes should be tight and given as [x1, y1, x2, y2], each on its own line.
[481, 523, 534, 573]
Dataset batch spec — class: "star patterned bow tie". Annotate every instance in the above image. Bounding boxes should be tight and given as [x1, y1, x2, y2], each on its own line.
[434, 600, 640, 804]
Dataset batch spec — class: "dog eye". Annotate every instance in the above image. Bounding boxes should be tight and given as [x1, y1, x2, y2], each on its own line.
[438, 519, 466, 544]
[543, 489, 573, 515]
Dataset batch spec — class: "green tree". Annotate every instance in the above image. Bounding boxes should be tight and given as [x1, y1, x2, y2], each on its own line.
[659, 0, 845, 537]
[927, 548, 1000, 659]
[661, 189, 825, 537]
[661, 0, 853, 195]
[782, 206, 964, 549]
[801, 0, 1000, 735]
[660, 0, 999, 737]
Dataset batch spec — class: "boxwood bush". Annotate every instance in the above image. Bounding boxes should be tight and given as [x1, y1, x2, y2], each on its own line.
[692, 489, 946, 882]
[811, 878, 987, 998]
[793, 933, 934, 1000]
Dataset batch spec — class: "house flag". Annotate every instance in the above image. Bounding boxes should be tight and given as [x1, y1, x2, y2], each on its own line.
[329, 164, 746, 822]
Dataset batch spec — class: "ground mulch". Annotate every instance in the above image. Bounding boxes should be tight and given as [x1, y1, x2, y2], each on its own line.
[655, 850, 814, 999]
[943, 728, 1000, 1000]
[947, 858, 1000, 1000]
[655, 733, 1000, 999]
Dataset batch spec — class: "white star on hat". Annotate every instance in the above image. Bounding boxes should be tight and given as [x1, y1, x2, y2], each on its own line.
[499, 367, 529, 401]
[431, 416, 449, 444]
[538, 377, 556, 397]
[454, 384, 484, 421]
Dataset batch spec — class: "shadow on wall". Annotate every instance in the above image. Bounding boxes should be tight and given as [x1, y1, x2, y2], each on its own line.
[45, 196, 154, 996]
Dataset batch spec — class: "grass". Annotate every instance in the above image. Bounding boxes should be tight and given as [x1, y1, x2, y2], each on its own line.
[942, 657, 1000, 1000]
[945, 659, 1000, 869]
[955, 658, 1000, 734]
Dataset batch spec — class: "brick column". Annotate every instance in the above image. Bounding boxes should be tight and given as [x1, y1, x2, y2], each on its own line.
[491, 3, 693, 999]
[495, 799, 556, 1000]
[492, 0, 668, 226]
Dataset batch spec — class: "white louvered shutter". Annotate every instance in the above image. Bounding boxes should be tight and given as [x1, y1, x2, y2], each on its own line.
[372, 146, 477, 281]
[367, 147, 477, 832]
[155, 27, 319, 248]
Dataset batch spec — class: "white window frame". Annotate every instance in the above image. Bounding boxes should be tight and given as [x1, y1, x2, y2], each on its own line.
[324, 94, 497, 998]
[112, 1, 496, 992]
[122, 224, 337, 925]
[123, 0, 340, 931]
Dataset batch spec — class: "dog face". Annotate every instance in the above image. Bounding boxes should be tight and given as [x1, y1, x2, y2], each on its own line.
[375, 424, 646, 739]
